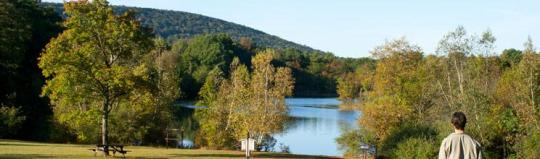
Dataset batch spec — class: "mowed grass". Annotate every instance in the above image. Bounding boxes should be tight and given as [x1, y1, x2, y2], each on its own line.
[0, 140, 340, 159]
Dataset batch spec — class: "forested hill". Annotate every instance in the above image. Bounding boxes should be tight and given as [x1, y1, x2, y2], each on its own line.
[42, 3, 317, 52]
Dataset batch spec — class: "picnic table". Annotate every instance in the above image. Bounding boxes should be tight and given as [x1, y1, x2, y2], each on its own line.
[89, 144, 130, 158]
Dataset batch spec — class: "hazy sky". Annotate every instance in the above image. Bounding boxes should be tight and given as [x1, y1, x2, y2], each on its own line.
[43, 0, 540, 58]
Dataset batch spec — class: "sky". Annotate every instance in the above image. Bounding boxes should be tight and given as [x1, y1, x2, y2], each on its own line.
[43, 0, 540, 58]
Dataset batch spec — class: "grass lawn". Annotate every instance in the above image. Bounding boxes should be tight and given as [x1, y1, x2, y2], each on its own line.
[0, 140, 341, 159]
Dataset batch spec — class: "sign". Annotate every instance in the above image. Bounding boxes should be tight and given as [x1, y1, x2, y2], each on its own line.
[360, 144, 369, 150]
[240, 138, 255, 151]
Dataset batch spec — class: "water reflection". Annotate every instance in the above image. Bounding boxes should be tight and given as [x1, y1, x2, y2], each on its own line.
[274, 98, 359, 156]
[175, 98, 359, 157]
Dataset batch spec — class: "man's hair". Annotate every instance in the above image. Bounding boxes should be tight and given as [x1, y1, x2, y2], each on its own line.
[451, 112, 467, 130]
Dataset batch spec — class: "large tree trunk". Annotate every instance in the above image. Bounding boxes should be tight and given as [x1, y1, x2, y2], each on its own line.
[102, 99, 110, 156]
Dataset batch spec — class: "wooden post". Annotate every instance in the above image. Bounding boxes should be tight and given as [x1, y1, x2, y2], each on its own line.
[245, 131, 250, 159]
[363, 149, 366, 159]
[165, 130, 169, 149]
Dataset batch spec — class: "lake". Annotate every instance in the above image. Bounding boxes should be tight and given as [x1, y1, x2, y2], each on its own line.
[177, 98, 360, 157]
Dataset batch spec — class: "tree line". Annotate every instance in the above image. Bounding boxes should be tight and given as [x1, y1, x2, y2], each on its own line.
[41, 2, 373, 98]
[336, 27, 540, 158]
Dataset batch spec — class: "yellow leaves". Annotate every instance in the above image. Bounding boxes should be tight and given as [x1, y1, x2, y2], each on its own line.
[252, 49, 275, 70]
[197, 49, 294, 147]
[356, 38, 429, 146]
[370, 38, 424, 102]
[276, 67, 294, 97]
[337, 72, 360, 103]
[337, 64, 375, 110]
[249, 50, 293, 134]
[132, 63, 151, 81]
[360, 95, 412, 140]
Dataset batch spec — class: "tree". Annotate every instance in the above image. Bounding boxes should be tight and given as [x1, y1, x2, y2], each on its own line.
[500, 48, 522, 69]
[360, 37, 425, 139]
[111, 37, 181, 144]
[337, 64, 374, 109]
[195, 49, 294, 151]
[337, 72, 361, 106]
[0, 0, 62, 139]
[194, 59, 247, 149]
[0, 0, 30, 69]
[436, 26, 474, 104]
[172, 34, 243, 99]
[242, 49, 294, 147]
[39, 0, 153, 154]
[495, 37, 540, 158]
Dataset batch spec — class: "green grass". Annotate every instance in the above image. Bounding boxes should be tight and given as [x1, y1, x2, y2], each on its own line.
[0, 140, 340, 159]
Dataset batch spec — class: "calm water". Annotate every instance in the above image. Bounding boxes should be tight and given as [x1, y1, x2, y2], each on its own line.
[177, 98, 359, 157]
[275, 98, 359, 156]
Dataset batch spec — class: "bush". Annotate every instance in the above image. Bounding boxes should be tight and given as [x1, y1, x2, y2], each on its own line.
[336, 128, 363, 156]
[380, 123, 437, 156]
[257, 134, 277, 152]
[336, 128, 376, 158]
[391, 138, 438, 159]
[516, 127, 540, 158]
[0, 106, 26, 137]
[278, 143, 290, 153]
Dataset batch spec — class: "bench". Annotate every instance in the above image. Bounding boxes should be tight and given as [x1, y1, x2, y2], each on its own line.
[89, 145, 130, 158]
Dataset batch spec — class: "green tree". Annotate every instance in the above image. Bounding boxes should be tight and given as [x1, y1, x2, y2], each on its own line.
[500, 48, 522, 69]
[173, 34, 237, 99]
[39, 0, 153, 154]
[110, 37, 181, 144]
[496, 37, 540, 158]
[0, 0, 61, 139]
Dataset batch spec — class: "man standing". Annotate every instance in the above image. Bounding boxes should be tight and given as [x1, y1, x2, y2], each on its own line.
[438, 112, 482, 159]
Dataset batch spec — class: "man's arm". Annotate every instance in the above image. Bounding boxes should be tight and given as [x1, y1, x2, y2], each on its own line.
[477, 144, 482, 159]
[438, 139, 447, 159]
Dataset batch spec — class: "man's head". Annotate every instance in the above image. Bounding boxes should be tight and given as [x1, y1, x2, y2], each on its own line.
[451, 112, 467, 130]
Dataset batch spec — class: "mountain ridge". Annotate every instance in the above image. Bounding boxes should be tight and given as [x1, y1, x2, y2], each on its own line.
[42, 2, 320, 53]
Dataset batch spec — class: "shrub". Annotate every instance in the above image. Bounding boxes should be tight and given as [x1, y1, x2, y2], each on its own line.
[379, 123, 437, 158]
[391, 138, 438, 159]
[0, 106, 26, 137]
[516, 127, 540, 158]
[257, 134, 277, 152]
[336, 128, 376, 158]
[278, 143, 290, 153]
[336, 128, 363, 156]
